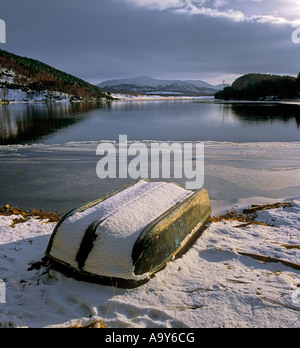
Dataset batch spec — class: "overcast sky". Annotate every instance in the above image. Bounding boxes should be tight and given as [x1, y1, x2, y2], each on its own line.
[1, 0, 300, 85]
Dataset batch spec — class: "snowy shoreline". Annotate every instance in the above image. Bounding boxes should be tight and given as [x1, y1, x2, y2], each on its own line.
[0, 197, 299, 328]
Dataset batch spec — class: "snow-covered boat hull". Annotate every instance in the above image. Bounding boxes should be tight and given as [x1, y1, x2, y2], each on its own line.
[45, 180, 211, 288]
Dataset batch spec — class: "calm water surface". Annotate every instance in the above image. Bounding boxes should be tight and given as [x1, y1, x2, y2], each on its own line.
[1, 100, 300, 213]
[0, 100, 300, 144]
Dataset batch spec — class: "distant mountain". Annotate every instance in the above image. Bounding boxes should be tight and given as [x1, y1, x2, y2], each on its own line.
[0, 49, 112, 102]
[98, 76, 221, 96]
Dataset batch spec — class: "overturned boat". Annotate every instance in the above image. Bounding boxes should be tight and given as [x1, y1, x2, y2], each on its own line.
[45, 180, 211, 288]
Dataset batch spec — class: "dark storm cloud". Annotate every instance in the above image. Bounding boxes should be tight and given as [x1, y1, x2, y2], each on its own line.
[1, 0, 299, 84]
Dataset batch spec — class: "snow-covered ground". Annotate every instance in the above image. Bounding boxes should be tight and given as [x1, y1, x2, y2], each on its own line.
[0, 199, 299, 328]
[0, 68, 97, 103]
[0, 69, 73, 103]
[0, 88, 73, 103]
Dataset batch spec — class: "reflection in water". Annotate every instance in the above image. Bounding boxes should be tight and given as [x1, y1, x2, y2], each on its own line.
[0, 101, 300, 145]
[0, 103, 103, 145]
[230, 103, 300, 127]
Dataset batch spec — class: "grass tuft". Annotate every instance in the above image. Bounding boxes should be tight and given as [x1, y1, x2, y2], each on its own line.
[0, 204, 61, 226]
[68, 320, 108, 329]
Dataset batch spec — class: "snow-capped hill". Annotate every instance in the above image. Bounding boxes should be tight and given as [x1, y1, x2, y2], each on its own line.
[184, 79, 218, 89]
[98, 76, 220, 96]
[98, 76, 167, 88]
[0, 49, 111, 103]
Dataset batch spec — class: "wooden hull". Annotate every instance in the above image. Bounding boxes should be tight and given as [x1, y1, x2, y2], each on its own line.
[45, 180, 211, 288]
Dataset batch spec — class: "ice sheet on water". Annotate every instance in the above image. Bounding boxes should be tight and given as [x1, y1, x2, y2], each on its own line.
[0, 141, 300, 215]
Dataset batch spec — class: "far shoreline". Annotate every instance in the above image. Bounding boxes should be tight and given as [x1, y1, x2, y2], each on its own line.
[1, 94, 300, 104]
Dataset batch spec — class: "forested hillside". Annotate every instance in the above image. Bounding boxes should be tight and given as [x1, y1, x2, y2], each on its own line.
[0, 49, 111, 101]
[215, 73, 300, 101]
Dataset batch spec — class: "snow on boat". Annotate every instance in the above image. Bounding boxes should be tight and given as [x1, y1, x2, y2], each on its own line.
[45, 180, 212, 288]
